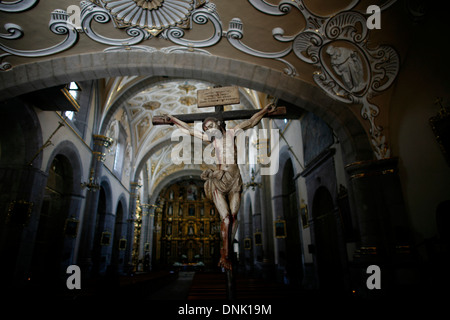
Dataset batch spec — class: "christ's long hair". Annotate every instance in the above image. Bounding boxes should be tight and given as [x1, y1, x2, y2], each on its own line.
[202, 117, 226, 132]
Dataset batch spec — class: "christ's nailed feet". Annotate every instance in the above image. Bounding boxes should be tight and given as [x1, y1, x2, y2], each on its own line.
[218, 256, 233, 270]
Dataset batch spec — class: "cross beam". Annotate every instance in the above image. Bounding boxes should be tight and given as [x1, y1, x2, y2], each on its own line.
[152, 105, 287, 125]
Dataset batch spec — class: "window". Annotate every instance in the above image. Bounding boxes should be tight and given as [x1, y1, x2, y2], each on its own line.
[114, 139, 124, 174]
[68, 82, 80, 100]
[64, 82, 81, 121]
[65, 111, 75, 121]
[113, 125, 127, 178]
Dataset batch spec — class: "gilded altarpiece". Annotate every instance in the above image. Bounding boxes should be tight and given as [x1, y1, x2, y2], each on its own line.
[154, 181, 221, 269]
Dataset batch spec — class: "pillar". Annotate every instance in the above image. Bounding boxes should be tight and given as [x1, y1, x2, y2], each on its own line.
[260, 174, 276, 279]
[345, 157, 413, 294]
[0, 165, 48, 287]
[77, 134, 112, 277]
[125, 181, 140, 272]
[139, 203, 151, 272]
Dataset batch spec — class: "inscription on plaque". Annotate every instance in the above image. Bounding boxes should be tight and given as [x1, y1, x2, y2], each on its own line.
[197, 86, 240, 108]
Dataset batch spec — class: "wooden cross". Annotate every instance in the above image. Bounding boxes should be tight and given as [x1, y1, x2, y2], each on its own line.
[152, 86, 287, 126]
[151, 85, 288, 300]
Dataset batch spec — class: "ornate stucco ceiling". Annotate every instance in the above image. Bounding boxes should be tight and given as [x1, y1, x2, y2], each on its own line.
[0, 0, 421, 160]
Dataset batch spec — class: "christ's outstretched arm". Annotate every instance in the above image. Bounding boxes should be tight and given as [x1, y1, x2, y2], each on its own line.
[166, 114, 210, 142]
[234, 103, 276, 131]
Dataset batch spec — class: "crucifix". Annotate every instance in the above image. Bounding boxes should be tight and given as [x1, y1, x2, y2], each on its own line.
[152, 85, 286, 299]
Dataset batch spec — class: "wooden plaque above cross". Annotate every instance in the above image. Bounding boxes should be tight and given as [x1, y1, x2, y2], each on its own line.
[152, 86, 287, 126]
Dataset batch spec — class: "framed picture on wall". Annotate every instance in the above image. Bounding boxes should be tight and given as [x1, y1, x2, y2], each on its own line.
[274, 220, 287, 238]
[100, 231, 111, 246]
[244, 238, 252, 250]
[254, 232, 262, 246]
[64, 217, 79, 238]
[430, 99, 450, 166]
[6, 200, 33, 226]
[119, 238, 127, 250]
[300, 204, 309, 229]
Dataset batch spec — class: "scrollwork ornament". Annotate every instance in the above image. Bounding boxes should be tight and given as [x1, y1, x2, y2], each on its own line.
[228, 0, 399, 159]
[80, 1, 150, 46]
[0, 9, 79, 69]
[226, 18, 295, 74]
[161, 2, 222, 48]
[0, 0, 39, 13]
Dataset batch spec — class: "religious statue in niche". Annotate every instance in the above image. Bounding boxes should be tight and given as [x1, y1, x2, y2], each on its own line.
[165, 103, 275, 270]
[188, 224, 195, 236]
[187, 183, 198, 200]
[188, 205, 195, 216]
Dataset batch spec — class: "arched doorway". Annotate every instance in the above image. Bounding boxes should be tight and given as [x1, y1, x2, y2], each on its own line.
[92, 186, 108, 276]
[282, 158, 303, 286]
[31, 155, 73, 286]
[243, 199, 255, 274]
[312, 186, 344, 292]
[110, 200, 126, 275]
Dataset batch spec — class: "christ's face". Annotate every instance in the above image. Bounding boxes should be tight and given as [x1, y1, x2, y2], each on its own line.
[204, 120, 220, 131]
[204, 120, 223, 141]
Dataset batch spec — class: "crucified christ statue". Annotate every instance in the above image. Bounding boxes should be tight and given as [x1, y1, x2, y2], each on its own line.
[164, 103, 275, 270]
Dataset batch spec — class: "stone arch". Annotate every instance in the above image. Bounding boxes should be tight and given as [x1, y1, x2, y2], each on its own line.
[133, 135, 181, 183]
[91, 177, 114, 275]
[148, 169, 204, 206]
[31, 153, 76, 285]
[0, 99, 43, 168]
[45, 140, 83, 197]
[242, 192, 255, 273]
[98, 176, 114, 216]
[273, 145, 297, 190]
[280, 150, 304, 285]
[0, 51, 374, 165]
[311, 185, 344, 292]
[111, 193, 128, 275]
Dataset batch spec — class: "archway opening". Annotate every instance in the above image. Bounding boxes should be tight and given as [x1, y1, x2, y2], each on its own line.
[312, 186, 344, 292]
[31, 155, 73, 285]
[111, 200, 126, 275]
[92, 186, 108, 276]
[282, 158, 303, 286]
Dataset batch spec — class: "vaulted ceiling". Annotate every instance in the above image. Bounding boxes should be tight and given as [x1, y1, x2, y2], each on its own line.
[101, 77, 266, 192]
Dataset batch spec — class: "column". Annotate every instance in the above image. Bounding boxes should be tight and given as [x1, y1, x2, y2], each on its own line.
[147, 206, 156, 271]
[139, 203, 151, 272]
[125, 181, 140, 273]
[345, 157, 413, 292]
[77, 134, 113, 277]
[1, 165, 48, 287]
[260, 174, 276, 279]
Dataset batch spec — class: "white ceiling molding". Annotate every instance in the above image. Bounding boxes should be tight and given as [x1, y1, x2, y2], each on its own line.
[0, 0, 401, 159]
[226, 0, 399, 159]
[0, 0, 39, 13]
[0, 9, 79, 71]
